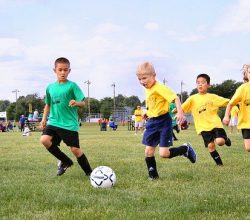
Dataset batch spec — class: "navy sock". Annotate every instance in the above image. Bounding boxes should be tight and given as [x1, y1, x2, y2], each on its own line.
[169, 145, 188, 158]
[145, 156, 159, 178]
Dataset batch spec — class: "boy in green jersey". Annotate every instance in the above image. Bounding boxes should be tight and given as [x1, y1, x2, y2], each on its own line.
[40, 57, 92, 176]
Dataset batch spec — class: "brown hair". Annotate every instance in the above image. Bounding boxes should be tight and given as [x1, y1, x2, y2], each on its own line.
[55, 57, 70, 67]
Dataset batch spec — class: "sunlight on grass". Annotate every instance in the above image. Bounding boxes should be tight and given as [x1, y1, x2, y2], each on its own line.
[0, 124, 249, 219]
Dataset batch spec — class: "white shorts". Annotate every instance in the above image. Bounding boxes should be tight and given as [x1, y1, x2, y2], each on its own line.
[229, 117, 238, 126]
[135, 120, 144, 128]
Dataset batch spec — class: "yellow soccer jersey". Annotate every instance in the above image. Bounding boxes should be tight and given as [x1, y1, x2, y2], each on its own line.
[134, 109, 143, 122]
[145, 81, 177, 118]
[182, 93, 229, 134]
[230, 106, 239, 117]
[229, 83, 250, 129]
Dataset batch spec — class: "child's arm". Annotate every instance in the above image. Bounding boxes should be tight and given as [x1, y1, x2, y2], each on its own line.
[223, 103, 233, 126]
[69, 100, 85, 108]
[174, 96, 185, 124]
[39, 104, 50, 129]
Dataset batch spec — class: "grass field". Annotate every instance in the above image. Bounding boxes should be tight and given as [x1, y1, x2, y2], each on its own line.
[0, 124, 249, 220]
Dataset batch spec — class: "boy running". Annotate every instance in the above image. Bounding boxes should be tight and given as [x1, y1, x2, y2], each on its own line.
[136, 62, 196, 180]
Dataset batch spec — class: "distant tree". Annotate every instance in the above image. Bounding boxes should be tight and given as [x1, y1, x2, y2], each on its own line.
[124, 95, 141, 108]
[100, 97, 113, 119]
[0, 100, 10, 112]
[115, 94, 126, 108]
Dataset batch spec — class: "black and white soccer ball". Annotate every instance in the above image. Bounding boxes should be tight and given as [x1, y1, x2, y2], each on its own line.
[90, 166, 116, 188]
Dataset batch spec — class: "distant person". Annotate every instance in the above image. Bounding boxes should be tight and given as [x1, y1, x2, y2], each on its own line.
[22, 124, 31, 136]
[136, 62, 196, 180]
[6, 121, 14, 132]
[19, 115, 26, 132]
[182, 73, 231, 166]
[134, 105, 144, 135]
[169, 101, 180, 141]
[33, 109, 39, 121]
[0, 121, 6, 132]
[228, 105, 239, 133]
[28, 113, 33, 121]
[39, 57, 92, 176]
[109, 119, 118, 130]
[223, 64, 250, 152]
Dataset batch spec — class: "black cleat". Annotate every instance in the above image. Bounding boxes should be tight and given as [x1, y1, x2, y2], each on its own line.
[57, 161, 73, 176]
[225, 138, 231, 147]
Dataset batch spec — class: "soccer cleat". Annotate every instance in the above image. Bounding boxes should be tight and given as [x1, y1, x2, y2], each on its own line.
[225, 137, 231, 147]
[183, 143, 197, 163]
[57, 161, 73, 176]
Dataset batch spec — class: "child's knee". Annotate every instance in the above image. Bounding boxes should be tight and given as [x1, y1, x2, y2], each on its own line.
[145, 147, 155, 157]
[70, 147, 82, 157]
[40, 135, 51, 148]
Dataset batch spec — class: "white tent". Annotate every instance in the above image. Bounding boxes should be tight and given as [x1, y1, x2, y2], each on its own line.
[0, 111, 7, 122]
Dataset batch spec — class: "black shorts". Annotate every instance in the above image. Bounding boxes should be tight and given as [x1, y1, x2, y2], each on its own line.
[42, 125, 80, 148]
[201, 128, 227, 148]
[241, 129, 250, 139]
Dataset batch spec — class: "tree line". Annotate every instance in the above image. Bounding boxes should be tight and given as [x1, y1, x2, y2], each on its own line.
[0, 79, 242, 121]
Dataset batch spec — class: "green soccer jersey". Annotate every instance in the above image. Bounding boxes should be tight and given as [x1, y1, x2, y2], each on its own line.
[45, 80, 85, 131]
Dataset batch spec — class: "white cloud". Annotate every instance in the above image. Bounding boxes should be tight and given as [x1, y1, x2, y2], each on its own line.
[144, 22, 160, 31]
[0, 38, 24, 57]
[95, 23, 126, 34]
[213, 0, 250, 34]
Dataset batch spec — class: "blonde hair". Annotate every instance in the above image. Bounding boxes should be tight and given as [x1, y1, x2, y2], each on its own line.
[242, 64, 250, 82]
[136, 62, 156, 76]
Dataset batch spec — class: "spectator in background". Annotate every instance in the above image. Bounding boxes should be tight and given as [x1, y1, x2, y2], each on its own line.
[19, 115, 26, 132]
[0, 121, 6, 132]
[22, 124, 31, 136]
[33, 109, 39, 121]
[134, 105, 144, 135]
[228, 105, 239, 134]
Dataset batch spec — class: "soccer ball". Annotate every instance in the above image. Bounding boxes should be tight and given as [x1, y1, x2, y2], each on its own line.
[90, 166, 116, 188]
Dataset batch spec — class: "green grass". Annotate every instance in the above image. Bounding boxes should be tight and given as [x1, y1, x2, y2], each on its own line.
[0, 124, 249, 220]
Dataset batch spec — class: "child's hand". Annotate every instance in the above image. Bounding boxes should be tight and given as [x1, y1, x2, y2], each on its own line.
[39, 120, 46, 129]
[222, 116, 230, 126]
[69, 100, 77, 107]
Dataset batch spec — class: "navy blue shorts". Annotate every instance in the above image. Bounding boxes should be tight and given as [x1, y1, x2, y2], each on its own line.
[201, 128, 227, 147]
[42, 125, 80, 148]
[142, 113, 173, 147]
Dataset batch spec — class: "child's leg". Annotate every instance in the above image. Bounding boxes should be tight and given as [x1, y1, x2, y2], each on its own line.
[159, 143, 196, 163]
[40, 135, 73, 165]
[208, 142, 223, 165]
[145, 146, 158, 179]
[172, 131, 178, 141]
[71, 147, 92, 176]
[244, 139, 250, 152]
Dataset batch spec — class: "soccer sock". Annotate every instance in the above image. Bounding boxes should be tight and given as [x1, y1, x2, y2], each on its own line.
[210, 150, 223, 165]
[77, 154, 92, 176]
[173, 132, 178, 140]
[169, 145, 188, 158]
[145, 156, 159, 178]
[47, 144, 73, 165]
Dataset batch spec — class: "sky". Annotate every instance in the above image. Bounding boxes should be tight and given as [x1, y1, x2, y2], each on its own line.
[0, 0, 250, 103]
